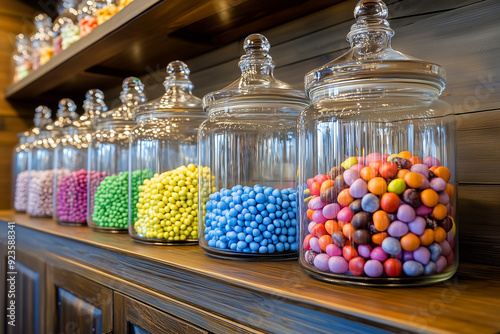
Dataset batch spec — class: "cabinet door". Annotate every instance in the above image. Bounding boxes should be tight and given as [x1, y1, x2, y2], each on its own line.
[114, 292, 208, 334]
[1, 245, 45, 334]
[46, 263, 113, 333]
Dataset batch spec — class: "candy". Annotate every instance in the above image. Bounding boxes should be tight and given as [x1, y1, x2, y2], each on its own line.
[349, 179, 368, 198]
[314, 253, 331, 272]
[381, 237, 401, 256]
[387, 221, 409, 237]
[402, 189, 421, 208]
[328, 256, 349, 274]
[353, 229, 370, 245]
[370, 246, 388, 262]
[380, 192, 400, 212]
[341, 157, 358, 169]
[383, 258, 402, 277]
[322, 203, 341, 219]
[343, 169, 360, 186]
[361, 193, 380, 213]
[413, 246, 431, 265]
[364, 260, 384, 277]
[424, 261, 437, 275]
[325, 243, 342, 257]
[408, 216, 426, 235]
[403, 260, 424, 276]
[349, 256, 366, 276]
[357, 244, 372, 258]
[397, 204, 416, 223]
[204, 184, 297, 253]
[387, 179, 406, 195]
[28, 169, 69, 217]
[14, 170, 29, 211]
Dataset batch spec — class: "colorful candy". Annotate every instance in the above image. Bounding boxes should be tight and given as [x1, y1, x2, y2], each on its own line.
[14, 170, 29, 212]
[28, 169, 69, 217]
[303, 151, 455, 279]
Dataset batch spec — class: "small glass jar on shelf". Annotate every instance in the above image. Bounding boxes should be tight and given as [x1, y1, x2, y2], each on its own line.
[96, 0, 118, 25]
[52, 0, 80, 55]
[88, 77, 148, 233]
[53, 90, 107, 225]
[78, 0, 99, 37]
[198, 34, 309, 260]
[129, 61, 207, 245]
[31, 13, 53, 70]
[12, 34, 32, 83]
[12, 106, 51, 212]
[298, 0, 457, 286]
[117, 0, 133, 11]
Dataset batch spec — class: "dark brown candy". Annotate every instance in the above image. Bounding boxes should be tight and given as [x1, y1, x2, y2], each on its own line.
[351, 212, 370, 229]
[332, 231, 348, 247]
[388, 212, 397, 222]
[429, 170, 437, 179]
[403, 188, 421, 208]
[368, 223, 378, 234]
[353, 229, 371, 245]
[389, 156, 412, 170]
[320, 185, 338, 204]
[425, 217, 438, 230]
[438, 216, 453, 232]
[349, 199, 363, 214]
[304, 250, 318, 265]
[329, 166, 345, 179]
[334, 174, 347, 192]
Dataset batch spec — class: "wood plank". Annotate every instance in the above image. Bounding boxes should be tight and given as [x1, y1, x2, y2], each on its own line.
[2, 214, 500, 334]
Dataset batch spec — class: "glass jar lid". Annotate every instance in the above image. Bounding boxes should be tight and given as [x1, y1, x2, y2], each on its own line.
[96, 77, 147, 125]
[203, 33, 308, 113]
[53, 98, 78, 129]
[133, 60, 204, 119]
[75, 89, 107, 128]
[305, 0, 446, 97]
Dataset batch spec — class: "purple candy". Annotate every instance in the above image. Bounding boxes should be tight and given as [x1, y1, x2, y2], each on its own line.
[314, 253, 331, 272]
[415, 205, 433, 216]
[419, 176, 430, 190]
[430, 177, 447, 192]
[447, 231, 455, 248]
[56, 169, 93, 224]
[403, 250, 414, 262]
[328, 256, 349, 274]
[308, 196, 325, 210]
[322, 203, 341, 220]
[397, 204, 416, 223]
[309, 237, 322, 253]
[413, 246, 431, 265]
[364, 260, 384, 277]
[343, 169, 360, 186]
[387, 221, 409, 237]
[358, 244, 372, 258]
[440, 240, 452, 257]
[312, 209, 328, 223]
[435, 256, 447, 273]
[424, 261, 437, 275]
[337, 207, 354, 223]
[423, 156, 441, 168]
[370, 246, 388, 262]
[349, 179, 368, 198]
[325, 244, 342, 257]
[308, 221, 316, 233]
[411, 164, 429, 179]
[381, 237, 402, 255]
[438, 191, 450, 205]
[408, 216, 426, 235]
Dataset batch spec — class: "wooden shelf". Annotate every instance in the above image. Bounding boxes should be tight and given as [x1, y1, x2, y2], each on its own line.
[1, 211, 500, 334]
[5, 0, 341, 108]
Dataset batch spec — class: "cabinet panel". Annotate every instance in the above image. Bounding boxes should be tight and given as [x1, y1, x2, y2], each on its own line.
[46, 263, 113, 333]
[114, 292, 208, 334]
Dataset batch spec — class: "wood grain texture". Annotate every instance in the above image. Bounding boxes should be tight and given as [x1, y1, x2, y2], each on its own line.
[46, 262, 113, 334]
[114, 293, 208, 334]
[1, 214, 499, 334]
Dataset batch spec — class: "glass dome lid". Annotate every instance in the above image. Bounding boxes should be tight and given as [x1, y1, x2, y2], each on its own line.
[305, 0, 446, 97]
[74, 89, 107, 128]
[133, 60, 204, 118]
[53, 98, 78, 129]
[203, 33, 308, 112]
[96, 77, 147, 124]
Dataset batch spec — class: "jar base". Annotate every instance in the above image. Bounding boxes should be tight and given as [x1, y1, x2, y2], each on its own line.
[131, 235, 198, 246]
[90, 226, 129, 234]
[203, 247, 297, 261]
[302, 266, 457, 287]
[57, 221, 87, 227]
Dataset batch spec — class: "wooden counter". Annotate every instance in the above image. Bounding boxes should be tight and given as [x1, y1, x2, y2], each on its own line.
[1, 211, 499, 334]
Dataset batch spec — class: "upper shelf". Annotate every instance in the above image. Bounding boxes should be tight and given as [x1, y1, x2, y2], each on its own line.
[6, 0, 341, 107]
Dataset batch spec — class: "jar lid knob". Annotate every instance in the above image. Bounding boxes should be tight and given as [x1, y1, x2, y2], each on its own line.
[347, 0, 393, 45]
[167, 60, 190, 77]
[354, 0, 388, 21]
[122, 76, 145, 93]
[34, 105, 52, 127]
[83, 88, 107, 115]
[243, 33, 270, 54]
[57, 98, 77, 117]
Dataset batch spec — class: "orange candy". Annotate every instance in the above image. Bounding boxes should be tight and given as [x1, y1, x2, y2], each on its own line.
[429, 166, 438, 173]
[434, 226, 447, 243]
[396, 169, 410, 180]
[360, 166, 378, 181]
[318, 235, 332, 251]
[342, 223, 354, 239]
[320, 180, 335, 193]
[337, 189, 354, 207]
[434, 166, 451, 182]
[398, 151, 412, 159]
[307, 209, 314, 221]
[367, 177, 387, 195]
[338, 220, 347, 229]
[445, 183, 454, 199]
[343, 245, 358, 261]
[419, 229, 435, 246]
[420, 189, 439, 207]
[404, 172, 423, 189]
[372, 232, 389, 245]
[400, 233, 420, 251]
[408, 156, 421, 165]
[373, 210, 390, 231]
[432, 203, 448, 220]
[325, 219, 341, 235]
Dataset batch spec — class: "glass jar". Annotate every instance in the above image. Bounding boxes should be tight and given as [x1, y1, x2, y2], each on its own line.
[27, 103, 74, 218]
[198, 34, 309, 260]
[78, 0, 98, 37]
[96, 0, 118, 25]
[31, 13, 53, 70]
[52, 0, 80, 55]
[13, 106, 52, 212]
[88, 77, 148, 233]
[129, 61, 207, 245]
[299, 0, 457, 285]
[54, 90, 107, 225]
[12, 34, 32, 83]
[117, 0, 133, 11]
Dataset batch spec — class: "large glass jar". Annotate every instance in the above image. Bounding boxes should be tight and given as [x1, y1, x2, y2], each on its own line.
[12, 34, 32, 83]
[27, 101, 76, 218]
[54, 90, 107, 225]
[12, 106, 52, 212]
[198, 34, 309, 260]
[88, 77, 147, 233]
[31, 13, 53, 70]
[52, 0, 80, 55]
[298, 0, 457, 286]
[129, 61, 207, 245]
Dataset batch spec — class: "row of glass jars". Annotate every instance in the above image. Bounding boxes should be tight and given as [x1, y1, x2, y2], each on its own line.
[13, 0, 457, 286]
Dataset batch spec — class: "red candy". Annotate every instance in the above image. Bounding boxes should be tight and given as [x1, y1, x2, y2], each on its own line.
[384, 258, 402, 277]
[349, 257, 366, 276]
[379, 162, 398, 178]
